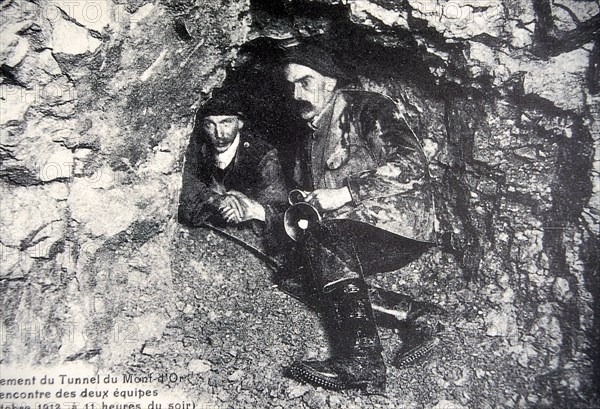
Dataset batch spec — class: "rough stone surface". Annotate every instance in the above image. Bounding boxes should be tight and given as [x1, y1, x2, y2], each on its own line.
[1, 0, 252, 371]
[50, 0, 114, 32]
[1, 0, 598, 407]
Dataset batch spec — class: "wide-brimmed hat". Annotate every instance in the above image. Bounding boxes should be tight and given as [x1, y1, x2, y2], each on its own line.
[278, 37, 354, 83]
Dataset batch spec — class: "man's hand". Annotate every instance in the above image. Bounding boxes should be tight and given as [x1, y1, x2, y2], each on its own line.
[216, 195, 242, 223]
[219, 191, 266, 223]
[305, 187, 352, 212]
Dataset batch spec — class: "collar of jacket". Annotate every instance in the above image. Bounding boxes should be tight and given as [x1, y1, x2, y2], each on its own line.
[200, 131, 255, 167]
[214, 133, 241, 169]
[308, 91, 340, 134]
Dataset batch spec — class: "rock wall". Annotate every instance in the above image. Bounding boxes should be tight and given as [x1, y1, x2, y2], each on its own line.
[1, 0, 251, 366]
[1, 0, 598, 406]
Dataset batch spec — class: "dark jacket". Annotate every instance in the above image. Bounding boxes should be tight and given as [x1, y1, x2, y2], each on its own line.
[292, 89, 436, 243]
[178, 128, 288, 229]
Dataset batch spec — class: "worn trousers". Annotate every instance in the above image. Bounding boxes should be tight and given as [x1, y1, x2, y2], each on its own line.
[299, 219, 433, 292]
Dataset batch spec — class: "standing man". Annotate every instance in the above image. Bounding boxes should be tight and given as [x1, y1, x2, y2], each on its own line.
[280, 39, 438, 394]
[178, 92, 287, 235]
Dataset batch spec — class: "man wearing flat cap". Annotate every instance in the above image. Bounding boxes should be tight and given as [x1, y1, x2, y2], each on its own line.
[178, 91, 287, 235]
[279, 38, 441, 394]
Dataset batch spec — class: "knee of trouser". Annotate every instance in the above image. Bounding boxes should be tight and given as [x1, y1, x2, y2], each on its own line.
[307, 220, 342, 241]
[296, 220, 328, 248]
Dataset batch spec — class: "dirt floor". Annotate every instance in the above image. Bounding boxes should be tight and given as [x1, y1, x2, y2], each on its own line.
[119, 226, 597, 409]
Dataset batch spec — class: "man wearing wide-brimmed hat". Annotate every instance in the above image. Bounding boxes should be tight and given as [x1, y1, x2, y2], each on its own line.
[279, 37, 442, 394]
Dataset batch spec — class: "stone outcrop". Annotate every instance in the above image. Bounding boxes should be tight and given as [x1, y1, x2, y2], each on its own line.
[1, 0, 251, 367]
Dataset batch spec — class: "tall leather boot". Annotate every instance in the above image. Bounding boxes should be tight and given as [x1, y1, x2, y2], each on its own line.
[275, 269, 444, 330]
[289, 279, 386, 394]
[392, 319, 443, 368]
[368, 287, 447, 369]
[276, 267, 445, 369]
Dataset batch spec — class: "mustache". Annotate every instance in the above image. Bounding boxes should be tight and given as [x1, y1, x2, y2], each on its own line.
[294, 100, 314, 112]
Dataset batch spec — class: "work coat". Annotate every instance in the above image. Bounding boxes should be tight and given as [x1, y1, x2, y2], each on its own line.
[178, 129, 288, 229]
[292, 89, 436, 243]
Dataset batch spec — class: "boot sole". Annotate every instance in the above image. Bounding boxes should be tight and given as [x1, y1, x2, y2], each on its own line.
[393, 336, 440, 368]
[289, 362, 386, 395]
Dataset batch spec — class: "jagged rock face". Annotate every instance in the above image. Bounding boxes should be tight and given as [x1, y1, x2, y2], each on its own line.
[1, 0, 598, 406]
[1, 0, 251, 366]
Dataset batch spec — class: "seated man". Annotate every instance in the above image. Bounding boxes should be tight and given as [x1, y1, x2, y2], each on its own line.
[278, 38, 443, 394]
[178, 92, 287, 236]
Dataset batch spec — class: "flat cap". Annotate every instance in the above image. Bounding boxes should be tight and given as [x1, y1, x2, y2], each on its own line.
[198, 90, 245, 118]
